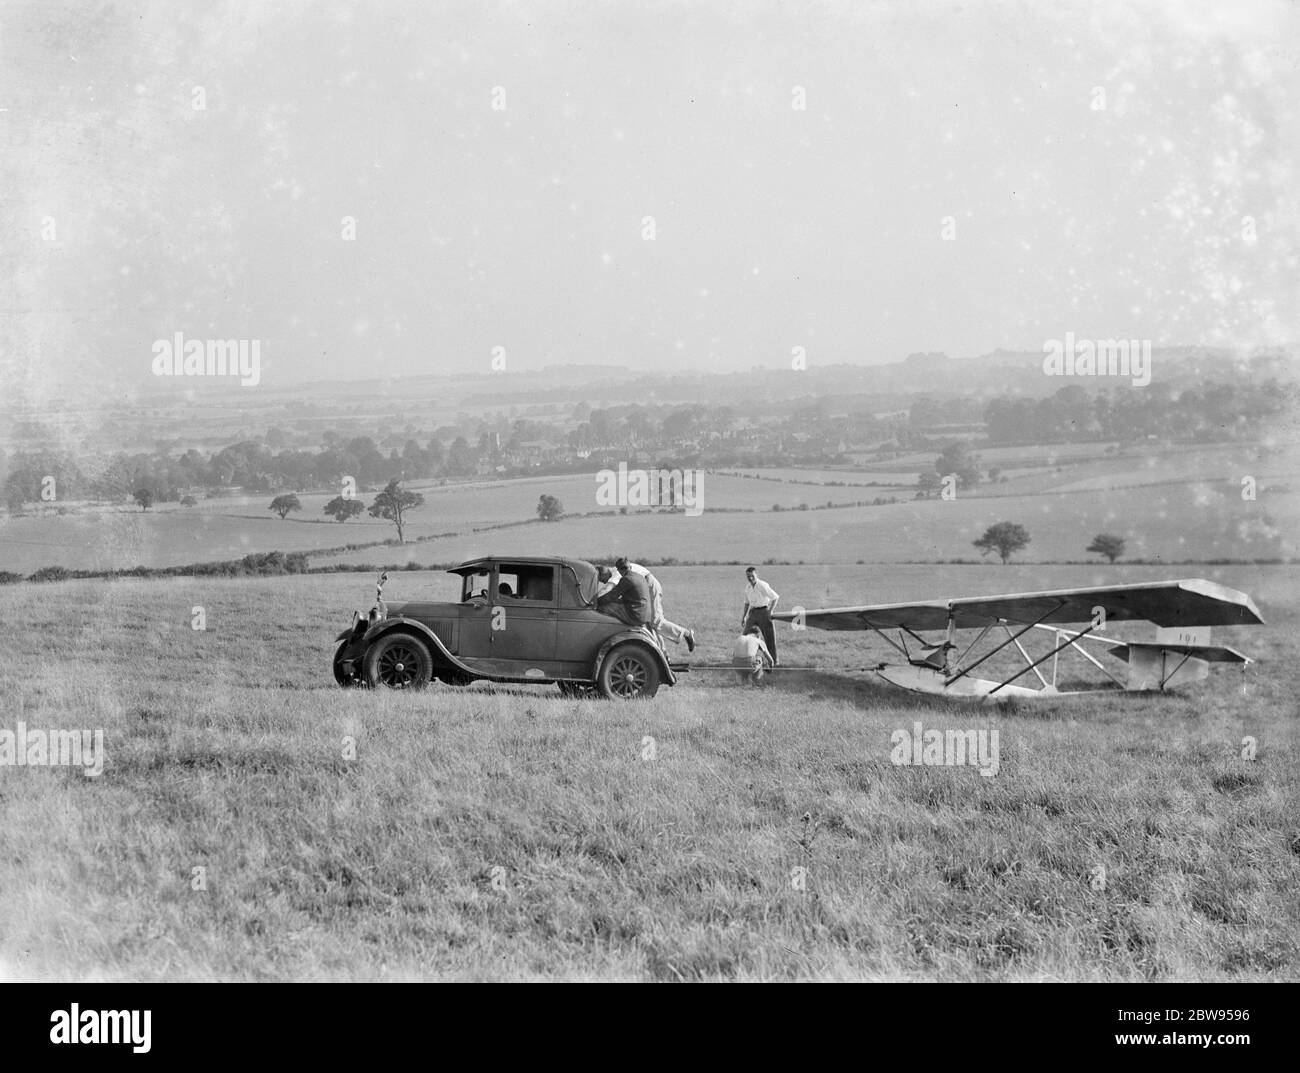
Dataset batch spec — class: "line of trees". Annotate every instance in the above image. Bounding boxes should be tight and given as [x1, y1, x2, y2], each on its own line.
[0, 436, 467, 513]
[973, 523, 1128, 564]
[983, 381, 1294, 446]
[267, 480, 427, 543]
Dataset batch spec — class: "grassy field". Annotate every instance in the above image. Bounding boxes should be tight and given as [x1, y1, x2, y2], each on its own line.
[1, 564, 1296, 981]
[0, 472, 897, 574]
[306, 481, 1296, 569]
[721, 467, 921, 486]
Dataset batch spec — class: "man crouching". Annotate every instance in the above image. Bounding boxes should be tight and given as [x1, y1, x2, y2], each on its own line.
[732, 625, 774, 686]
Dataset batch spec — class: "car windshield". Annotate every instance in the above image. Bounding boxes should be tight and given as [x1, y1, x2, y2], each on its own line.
[461, 570, 490, 601]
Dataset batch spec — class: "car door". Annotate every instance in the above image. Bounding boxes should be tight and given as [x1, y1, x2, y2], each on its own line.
[455, 568, 495, 661]
[489, 563, 558, 666]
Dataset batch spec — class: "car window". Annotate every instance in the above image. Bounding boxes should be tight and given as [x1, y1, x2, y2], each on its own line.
[496, 564, 554, 602]
[461, 570, 491, 601]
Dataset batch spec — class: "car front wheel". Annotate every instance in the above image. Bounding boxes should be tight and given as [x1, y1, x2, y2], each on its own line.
[598, 644, 661, 699]
[365, 633, 433, 690]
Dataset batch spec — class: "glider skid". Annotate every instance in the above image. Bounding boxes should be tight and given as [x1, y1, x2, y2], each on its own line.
[868, 607, 1107, 702]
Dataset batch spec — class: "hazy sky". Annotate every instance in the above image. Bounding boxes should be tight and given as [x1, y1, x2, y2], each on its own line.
[2, 0, 1297, 407]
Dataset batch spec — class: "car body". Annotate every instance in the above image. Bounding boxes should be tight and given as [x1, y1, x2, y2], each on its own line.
[332, 556, 681, 698]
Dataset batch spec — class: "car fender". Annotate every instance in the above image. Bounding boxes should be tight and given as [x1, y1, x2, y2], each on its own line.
[363, 617, 475, 676]
[592, 629, 676, 687]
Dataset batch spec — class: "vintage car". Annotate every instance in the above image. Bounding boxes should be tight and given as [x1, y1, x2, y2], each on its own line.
[332, 556, 682, 699]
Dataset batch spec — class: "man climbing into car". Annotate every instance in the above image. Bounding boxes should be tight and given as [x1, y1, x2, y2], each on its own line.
[598, 558, 696, 652]
[596, 558, 653, 630]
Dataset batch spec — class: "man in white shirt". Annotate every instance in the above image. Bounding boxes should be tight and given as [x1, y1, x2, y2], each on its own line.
[732, 626, 774, 685]
[741, 566, 780, 666]
[600, 559, 697, 652]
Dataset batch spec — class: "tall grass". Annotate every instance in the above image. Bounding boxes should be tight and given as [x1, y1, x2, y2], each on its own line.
[0, 567, 1296, 980]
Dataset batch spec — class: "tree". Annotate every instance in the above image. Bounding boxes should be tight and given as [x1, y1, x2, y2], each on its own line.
[908, 395, 944, 430]
[180, 495, 198, 507]
[446, 436, 475, 476]
[537, 494, 564, 522]
[269, 493, 301, 520]
[323, 496, 364, 523]
[973, 521, 1031, 564]
[401, 438, 427, 476]
[1087, 533, 1126, 563]
[133, 488, 154, 511]
[368, 479, 424, 543]
[935, 442, 981, 490]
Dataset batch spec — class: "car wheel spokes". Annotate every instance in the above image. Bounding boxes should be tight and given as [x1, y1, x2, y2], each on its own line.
[381, 644, 418, 688]
[610, 656, 647, 696]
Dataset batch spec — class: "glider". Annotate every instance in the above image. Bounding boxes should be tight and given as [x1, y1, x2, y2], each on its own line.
[770, 578, 1263, 701]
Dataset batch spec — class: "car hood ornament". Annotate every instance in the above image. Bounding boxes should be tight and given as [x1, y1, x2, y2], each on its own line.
[369, 570, 389, 623]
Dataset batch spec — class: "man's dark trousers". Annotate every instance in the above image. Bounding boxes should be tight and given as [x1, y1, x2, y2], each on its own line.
[604, 603, 649, 629]
[744, 606, 777, 664]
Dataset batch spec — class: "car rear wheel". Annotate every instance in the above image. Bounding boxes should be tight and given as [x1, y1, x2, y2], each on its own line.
[598, 644, 661, 699]
[365, 633, 433, 690]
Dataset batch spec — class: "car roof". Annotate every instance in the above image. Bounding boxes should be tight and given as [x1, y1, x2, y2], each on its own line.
[448, 556, 602, 606]
[450, 555, 595, 573]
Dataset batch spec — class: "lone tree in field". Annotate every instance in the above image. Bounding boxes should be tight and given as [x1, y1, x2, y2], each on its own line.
[934, 441, 982, 491]
[973, 521, 1031, 564]
[369, 479, 424, 543]
[537, 494, 564, 522]
[269, 493, 301, 520]
[180, 495, 198, 507]
[133, 488, 154, 512]
[323, 495, 364, 523]
[1087, 533, 1126, 563]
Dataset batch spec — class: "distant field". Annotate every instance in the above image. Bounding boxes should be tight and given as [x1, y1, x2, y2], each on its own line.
[0, 472, 901, 574]
[1, 564, 1295, 980]
[2, 441, 1296, 574]
[998, 442, 1297, 496]
[310, 482, 1297, 569]
[700, 442, 1297, 498]
[878, 441, 1135, 469]
[720, 468, 919, 486]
